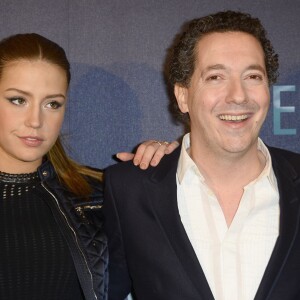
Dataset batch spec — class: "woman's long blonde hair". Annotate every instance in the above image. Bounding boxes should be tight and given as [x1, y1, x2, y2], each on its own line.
[0, 33, 102, 196]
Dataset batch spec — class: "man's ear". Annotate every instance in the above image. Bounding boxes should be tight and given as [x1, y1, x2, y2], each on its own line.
[174, 84, 189, 113]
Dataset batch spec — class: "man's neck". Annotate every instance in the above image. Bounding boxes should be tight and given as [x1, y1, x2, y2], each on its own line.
[189, 137, 265, 184]
[188, 140, 266, 226]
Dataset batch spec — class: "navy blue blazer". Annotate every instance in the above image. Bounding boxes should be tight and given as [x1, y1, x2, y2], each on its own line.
[104, 146, 300, 300]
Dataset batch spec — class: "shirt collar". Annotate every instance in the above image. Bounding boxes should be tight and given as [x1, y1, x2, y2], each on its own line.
[177, 133, 202, 184]
[177, 133, 277, 191]
[256, 137, 277, 190]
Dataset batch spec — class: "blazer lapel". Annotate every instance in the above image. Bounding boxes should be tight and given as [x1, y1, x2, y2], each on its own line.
[254, 149, 300, 300]
[144, 148, 214, 300]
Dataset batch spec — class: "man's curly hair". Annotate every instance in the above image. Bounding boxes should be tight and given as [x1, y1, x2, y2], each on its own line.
[168, 10, 279, 124]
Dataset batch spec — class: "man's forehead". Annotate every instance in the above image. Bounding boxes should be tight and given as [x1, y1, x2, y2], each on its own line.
[197, 31, 260, 45]
[194, 32, 265, 64]
[202, 63, 266, 73]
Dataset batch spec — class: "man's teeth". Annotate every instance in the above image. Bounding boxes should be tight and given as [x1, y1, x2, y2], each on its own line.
[219, 114, 248, 121]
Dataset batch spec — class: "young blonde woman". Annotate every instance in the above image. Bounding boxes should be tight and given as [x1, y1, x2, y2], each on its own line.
[0, 33, 176, 300]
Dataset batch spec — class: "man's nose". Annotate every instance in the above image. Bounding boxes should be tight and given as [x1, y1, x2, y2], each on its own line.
[225, 79, 248, 104]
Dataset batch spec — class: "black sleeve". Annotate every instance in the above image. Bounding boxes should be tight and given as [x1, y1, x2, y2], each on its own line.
[103, 167, 132, 300]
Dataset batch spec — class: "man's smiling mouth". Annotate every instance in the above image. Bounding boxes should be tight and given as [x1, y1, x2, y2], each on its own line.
[219, 114, 249, 122]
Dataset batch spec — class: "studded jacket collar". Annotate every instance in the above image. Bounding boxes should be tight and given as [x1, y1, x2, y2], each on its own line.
[37, 160, 108, 300]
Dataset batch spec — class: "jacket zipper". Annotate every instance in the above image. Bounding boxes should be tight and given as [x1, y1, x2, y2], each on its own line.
[41, 182, 98, 300]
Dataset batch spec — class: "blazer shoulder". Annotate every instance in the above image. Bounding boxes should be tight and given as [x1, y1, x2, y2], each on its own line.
[269, 146, 300, 161]
[104, 147, 181, 180]
[269, 146, 300, 174]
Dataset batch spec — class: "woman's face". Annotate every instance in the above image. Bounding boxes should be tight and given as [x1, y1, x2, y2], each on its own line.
[0, 59, 68, 173]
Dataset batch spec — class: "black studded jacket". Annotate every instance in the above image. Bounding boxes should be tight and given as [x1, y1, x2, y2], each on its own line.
[37, 160, 108, 300]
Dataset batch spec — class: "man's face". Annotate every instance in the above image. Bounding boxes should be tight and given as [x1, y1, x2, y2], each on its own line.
[175, 31, 270, 158]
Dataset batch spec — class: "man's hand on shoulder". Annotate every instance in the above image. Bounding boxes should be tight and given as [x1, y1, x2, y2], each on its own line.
[117, 140, 179, 170]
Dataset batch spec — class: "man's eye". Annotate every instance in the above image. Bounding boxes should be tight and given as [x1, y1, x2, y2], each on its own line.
[207, 75, 220, 81]
[249, 74, 263, 80]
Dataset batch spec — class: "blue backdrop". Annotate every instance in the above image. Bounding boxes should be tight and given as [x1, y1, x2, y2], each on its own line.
[1, 0, 300, 168]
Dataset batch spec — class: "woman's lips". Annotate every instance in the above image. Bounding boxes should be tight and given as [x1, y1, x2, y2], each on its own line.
[19, 136, 44, 147]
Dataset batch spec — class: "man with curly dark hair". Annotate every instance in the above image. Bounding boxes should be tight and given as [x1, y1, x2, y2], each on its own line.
[105, 11, 300, 300]
[168, 10, 279, 124]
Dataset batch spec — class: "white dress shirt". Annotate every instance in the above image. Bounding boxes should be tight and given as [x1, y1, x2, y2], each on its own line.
[177, 133, 280, 300]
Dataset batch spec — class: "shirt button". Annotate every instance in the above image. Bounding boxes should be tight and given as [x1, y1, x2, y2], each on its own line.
[42, 171, 48, 177]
